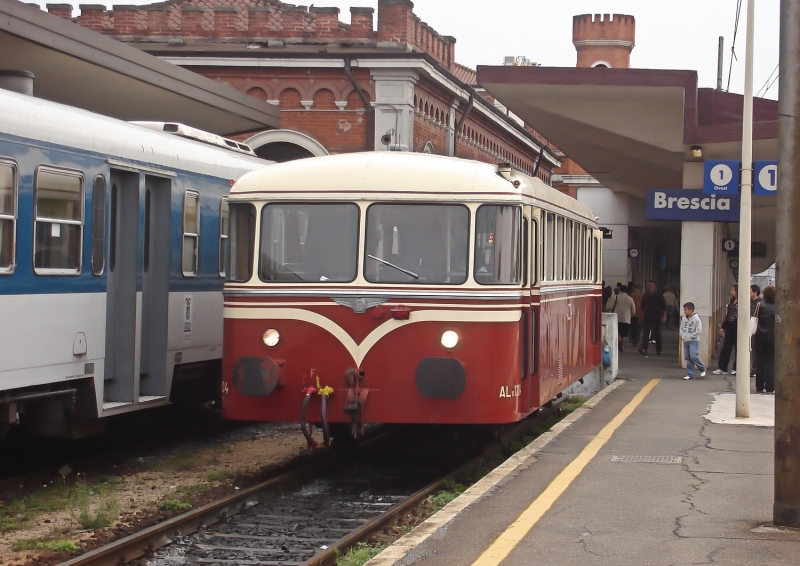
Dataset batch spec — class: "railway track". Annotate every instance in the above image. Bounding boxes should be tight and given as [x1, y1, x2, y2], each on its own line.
[59, 408, 566, 566]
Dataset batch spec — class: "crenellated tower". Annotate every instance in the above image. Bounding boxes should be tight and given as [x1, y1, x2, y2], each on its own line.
[572, 13, 635, 68]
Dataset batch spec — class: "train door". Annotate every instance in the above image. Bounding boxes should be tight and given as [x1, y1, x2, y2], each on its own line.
[103, 170, 171, 411]
[519, 207, 536, 415]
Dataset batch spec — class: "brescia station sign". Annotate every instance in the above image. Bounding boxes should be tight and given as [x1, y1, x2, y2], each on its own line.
[646, 189, 740, 222]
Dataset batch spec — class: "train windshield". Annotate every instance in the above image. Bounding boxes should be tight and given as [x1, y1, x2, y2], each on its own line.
[365, 204, 469, 285]
[474, 205, 522, 284]
[259, 203, 359, 283]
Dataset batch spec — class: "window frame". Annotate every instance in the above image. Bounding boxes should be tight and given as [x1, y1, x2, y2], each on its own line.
[473, 203, 523, 286]
[218, 196, 229, 278]
[182, 190, 200, 277]
[90, 175, 106, 276]
[0, 159, 17, 275]
[365, 202, 471, 286]
[258, 201, 361, 284]
[33, 165, 85, 276]
[530, 218, 539, 287]
[225, 202, 256, 283]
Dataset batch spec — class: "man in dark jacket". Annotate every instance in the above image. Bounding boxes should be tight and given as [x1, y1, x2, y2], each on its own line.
[638, 281, 667, 356]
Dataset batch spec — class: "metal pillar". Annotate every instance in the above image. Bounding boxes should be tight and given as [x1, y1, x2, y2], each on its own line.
[735, 0, 755, 418]
[774, 0, 800, 527]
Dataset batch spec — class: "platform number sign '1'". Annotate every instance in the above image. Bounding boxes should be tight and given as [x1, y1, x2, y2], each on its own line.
[703, 160, 740, 195]
[754, 161, 778, 195]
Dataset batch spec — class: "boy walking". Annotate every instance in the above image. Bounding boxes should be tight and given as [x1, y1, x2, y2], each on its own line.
[680, 302, 706, 380]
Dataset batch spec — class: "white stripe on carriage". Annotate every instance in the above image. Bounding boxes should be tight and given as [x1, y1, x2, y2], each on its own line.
[224, 308, 521, 366]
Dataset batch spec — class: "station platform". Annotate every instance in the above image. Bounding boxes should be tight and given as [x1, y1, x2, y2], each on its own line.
[367, 329, 800, 565]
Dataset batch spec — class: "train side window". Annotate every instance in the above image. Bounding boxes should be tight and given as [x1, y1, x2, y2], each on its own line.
[0, 162, 16, 274]
[34, 167, 84, 275]
[474, 204, 522, 285]
[219, 197, 229, 277]
[91, 175, 106, 275]
[226, 202, 255, 283]
[522, 219, 528, 287]
[565, 219, 573, 281]
[182, 190, 200, 277]
[544, 213, 554, 281]
[555, 216, 564, 281]
[530, 218, 538, 286]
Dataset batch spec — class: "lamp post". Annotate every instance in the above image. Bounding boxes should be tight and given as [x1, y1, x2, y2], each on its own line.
[735, 0, 755, 419]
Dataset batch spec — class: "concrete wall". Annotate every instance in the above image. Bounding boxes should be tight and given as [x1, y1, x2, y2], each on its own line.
[564, 312, 618, 398]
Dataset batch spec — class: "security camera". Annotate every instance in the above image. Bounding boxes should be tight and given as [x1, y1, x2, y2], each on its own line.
[381, 128, 395, 147]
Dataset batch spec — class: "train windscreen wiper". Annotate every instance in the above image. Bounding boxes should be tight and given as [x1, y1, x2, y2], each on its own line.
[367, 254, 419, 279]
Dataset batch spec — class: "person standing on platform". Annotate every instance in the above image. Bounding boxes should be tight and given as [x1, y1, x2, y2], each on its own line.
[663, 286, 678, 330]
[680, 302, 706, 380]
[602, 281, 613, 307]
[713, 285, 739, 375]
[606, 285, 636, 352]
[754, 285, 775, 393]
[638, 281, 666, 356]
[629, 283, 644, 347]
[749, 284, 763, 378]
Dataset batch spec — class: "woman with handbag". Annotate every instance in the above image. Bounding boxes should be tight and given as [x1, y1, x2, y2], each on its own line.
[713, 285, 738, 375]
[754, 286, 776, 393]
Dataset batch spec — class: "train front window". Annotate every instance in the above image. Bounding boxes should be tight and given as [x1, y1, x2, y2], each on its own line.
[34, 168, 83, 274]
[0, 163, 16, 273]
[474, 205, 522, 285]
[259, 203, 359, 283]
[226, 203, 255, 283]
[364, 204, 468, 285]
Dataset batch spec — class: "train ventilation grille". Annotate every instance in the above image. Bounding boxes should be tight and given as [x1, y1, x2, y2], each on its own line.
[610, 456, 683, 464]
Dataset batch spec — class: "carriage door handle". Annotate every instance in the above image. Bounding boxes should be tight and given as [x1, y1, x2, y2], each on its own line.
[567, 303, 573, 321]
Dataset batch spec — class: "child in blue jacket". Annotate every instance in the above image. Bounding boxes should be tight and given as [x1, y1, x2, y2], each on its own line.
[680, 302, 707, 380]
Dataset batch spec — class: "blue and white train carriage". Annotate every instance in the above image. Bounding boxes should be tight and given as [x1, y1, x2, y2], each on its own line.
[0, 88, 270, 438]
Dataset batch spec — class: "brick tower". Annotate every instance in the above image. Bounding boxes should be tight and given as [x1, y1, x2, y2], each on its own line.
[572, 14, 635, 68]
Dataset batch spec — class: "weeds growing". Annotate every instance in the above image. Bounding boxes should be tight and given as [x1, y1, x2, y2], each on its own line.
[335, 542, 385, 566]
[158, 500, 192, 512]
[73, 484, 119, 530]
[12, 538, 79, 552]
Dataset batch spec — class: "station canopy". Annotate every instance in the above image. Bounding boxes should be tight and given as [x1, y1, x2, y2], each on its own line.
[0, 1, 279, 135]
[476, 66, 778, 198]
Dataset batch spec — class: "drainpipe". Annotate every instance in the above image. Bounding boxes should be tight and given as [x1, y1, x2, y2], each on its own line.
[532, 148, 544, 179]
[454, 93, 475, 157]
[344, 58, 374, 151]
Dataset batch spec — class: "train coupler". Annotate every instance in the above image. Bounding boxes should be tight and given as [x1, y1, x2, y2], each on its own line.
[343, 368, 368, 438]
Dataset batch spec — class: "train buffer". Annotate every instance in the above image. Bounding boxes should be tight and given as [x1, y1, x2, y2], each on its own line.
[365, 331, 800, 565]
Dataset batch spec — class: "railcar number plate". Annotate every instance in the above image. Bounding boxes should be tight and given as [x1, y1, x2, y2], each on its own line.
[499, 385, 521, 398]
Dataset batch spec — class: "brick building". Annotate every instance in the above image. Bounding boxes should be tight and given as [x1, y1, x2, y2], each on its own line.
[46, 0, 559, 181]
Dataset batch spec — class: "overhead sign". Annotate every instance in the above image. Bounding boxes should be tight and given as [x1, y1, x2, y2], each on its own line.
[646, 189, 741, 222]
[754, 161, 778, 195]
[729, 259, 739, 269]
[704, 160, 740, 195]
[722, 239, 738, 253]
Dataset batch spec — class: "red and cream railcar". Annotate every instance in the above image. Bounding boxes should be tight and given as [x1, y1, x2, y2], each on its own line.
[221, 153, 602, 441]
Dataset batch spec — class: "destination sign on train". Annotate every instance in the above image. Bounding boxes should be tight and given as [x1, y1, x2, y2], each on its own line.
[646, 189, 741, 222]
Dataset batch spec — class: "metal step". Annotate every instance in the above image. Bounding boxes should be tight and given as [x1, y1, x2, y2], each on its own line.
[138, 395, 167, 404]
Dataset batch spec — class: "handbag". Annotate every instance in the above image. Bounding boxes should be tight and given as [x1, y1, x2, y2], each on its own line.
[749, 303, 760, 336]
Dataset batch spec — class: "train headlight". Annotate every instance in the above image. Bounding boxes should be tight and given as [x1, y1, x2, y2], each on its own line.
[440, 330, 459, 349]
[263, 329, 280, 347]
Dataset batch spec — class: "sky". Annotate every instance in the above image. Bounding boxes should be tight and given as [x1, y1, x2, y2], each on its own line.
[30, 0, 781, 100]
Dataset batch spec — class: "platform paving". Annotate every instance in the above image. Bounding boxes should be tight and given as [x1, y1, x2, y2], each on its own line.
[367, 329, 800, 565]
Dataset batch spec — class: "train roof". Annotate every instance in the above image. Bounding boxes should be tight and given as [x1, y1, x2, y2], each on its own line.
[0, 88, 271, 179]
[230, 152, 596, 224]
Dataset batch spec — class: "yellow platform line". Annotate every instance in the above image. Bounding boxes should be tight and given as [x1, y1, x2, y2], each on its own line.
[472, 378, 661, 566]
